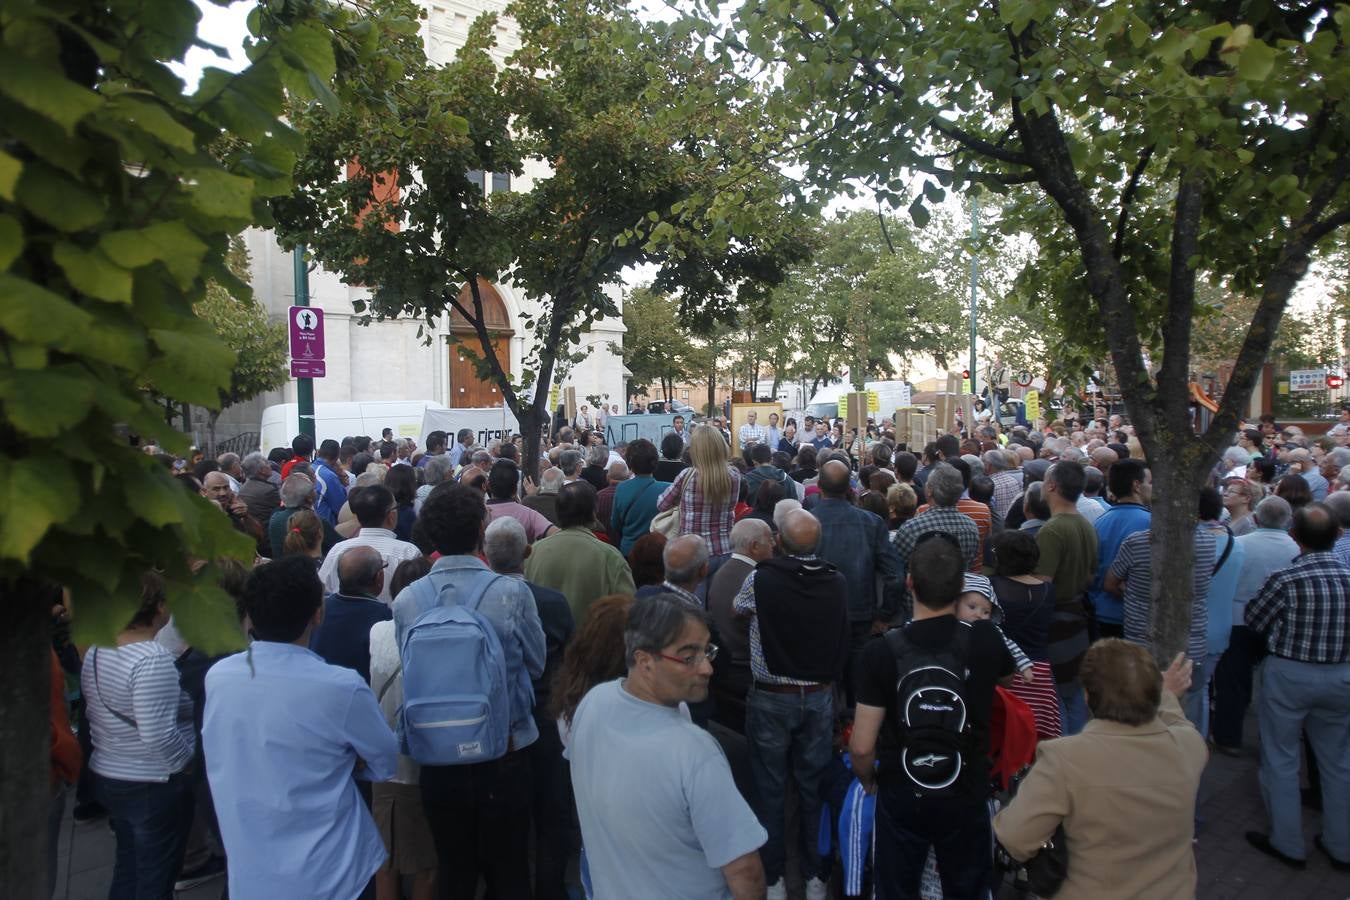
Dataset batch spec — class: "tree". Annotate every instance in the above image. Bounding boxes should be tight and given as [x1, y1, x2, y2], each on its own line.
[194, 237, 288, 454]
[612, 285, 704, 404]
[726, 0, 1350, 660]
[274, 0, 811, 478]
[0, 0, 400, 892]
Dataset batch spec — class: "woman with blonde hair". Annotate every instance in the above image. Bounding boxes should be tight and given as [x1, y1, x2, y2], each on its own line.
[281, 509, 324, 563]
[656, 424, 741, 563]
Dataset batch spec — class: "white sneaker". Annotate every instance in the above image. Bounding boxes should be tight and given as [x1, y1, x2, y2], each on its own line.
[766, 878, 788, 900]
[805, 875, 829, 900]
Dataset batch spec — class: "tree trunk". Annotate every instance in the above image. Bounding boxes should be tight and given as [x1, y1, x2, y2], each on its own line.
[1144, 448, 1211, 664]
[707, 370, 715, 418]
[516, 402, 547, 484]
[0, 580, 53, 899]
[206, 409, 220, 459]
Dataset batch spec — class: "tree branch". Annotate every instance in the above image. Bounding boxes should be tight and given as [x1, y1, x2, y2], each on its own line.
[1156, 168, 1205, 427]
[1113, 144, 1154, 261]
[446, 275, 522, 414]
[930, 120, 1033, 167]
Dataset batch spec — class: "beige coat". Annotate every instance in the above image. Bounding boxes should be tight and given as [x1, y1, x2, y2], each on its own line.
[993, 690, 1208, 899]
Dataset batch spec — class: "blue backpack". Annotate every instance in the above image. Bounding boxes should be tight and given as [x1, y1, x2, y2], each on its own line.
[398, 570, 512, 765]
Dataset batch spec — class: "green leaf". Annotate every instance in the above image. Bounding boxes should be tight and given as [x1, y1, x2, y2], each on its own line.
[908, 196, 930, 228]
[53, 243, 135, 304]
[108, 95, 197, 152]
[0, 368, 96, 437]
[0, 274, 96, 346]
[0, 57, 102, 134]
[0, 456, 80, 562]
[123, 465, 189, 527]
[68, 579, 143, 648]
[282, 22, 338, 82]
[185, 167, 255, 220]
[0, 214, 22, 271]
[1237, 40, 1277, 82]
[0, 150, 20, 200]
[100, 222, 209, 287]
[167, 575, 246, 655]
[15, 162, 106, 231]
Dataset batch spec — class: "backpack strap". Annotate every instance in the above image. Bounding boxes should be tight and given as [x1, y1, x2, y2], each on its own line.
[377, 664, 402, 704]
[1211, 525, 1235, 577]
[91, 648, 138, 729]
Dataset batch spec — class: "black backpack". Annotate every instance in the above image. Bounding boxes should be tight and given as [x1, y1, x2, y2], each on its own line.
[885, 621, 973, 794]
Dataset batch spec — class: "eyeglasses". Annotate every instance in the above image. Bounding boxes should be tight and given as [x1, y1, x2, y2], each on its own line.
[657, 643, 719, 668]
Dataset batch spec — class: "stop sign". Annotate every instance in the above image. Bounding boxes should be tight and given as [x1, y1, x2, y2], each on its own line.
[1327, 373, 1344, 389]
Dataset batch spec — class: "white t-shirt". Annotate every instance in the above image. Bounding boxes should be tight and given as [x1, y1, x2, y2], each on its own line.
[569, 679, 765, 900]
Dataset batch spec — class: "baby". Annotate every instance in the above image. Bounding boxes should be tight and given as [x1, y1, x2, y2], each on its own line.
[959, 574, 1035, 683]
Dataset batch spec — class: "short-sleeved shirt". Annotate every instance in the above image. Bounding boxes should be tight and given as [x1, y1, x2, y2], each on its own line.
[569, 679, 766, 900]
[855, 617, 1014, 801]
[487, 499, 555, 542]
[1035, 512, 1099, 607]
[1110, 527, 1215, 663]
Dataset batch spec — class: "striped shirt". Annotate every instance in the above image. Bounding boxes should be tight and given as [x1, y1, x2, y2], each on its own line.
[1111, 527, 1215, 663]
[733, 556, 822, 686]
[657, 465, 742, 557]
[1245, 551, 1350, 663]
[80, 642, 195, 782]
[318, 527, 423, 604]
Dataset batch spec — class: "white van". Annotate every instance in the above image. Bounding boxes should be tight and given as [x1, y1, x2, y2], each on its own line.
[259, 400, 451, 454]
[803, 380, 913, 422]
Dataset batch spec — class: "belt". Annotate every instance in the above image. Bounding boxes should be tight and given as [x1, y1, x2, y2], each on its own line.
[754, 681, 830, 694]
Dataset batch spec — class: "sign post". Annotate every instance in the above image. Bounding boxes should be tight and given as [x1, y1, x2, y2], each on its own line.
[289, 247, 321, 440]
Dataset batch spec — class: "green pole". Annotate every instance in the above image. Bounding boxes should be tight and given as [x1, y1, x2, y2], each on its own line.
[293, 244, 315, 441]
[968, 194, 979, 404]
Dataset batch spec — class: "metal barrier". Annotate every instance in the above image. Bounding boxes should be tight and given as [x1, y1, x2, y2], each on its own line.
[215, 431, 260, 458]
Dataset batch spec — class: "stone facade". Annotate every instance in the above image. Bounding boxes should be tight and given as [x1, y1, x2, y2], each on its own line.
[211, 0, 626, 445]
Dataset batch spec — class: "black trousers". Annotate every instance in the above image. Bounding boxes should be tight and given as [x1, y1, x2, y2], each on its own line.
[421, 749, 533, 900]
[528, 716, 574, 900]
[1213, 625, 1260, 748]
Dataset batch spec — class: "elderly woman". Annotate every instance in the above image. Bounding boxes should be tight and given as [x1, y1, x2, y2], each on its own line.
[1223, 477, 1262, 535]
[993, 641, 1206, 899]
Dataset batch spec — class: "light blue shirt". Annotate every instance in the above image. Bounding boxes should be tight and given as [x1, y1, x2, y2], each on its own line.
[1300, 470, 1329, 501]
[570, 679, 766, 900]
[392, 555, 546, 751]
[1200, 522, 1246, 655]
[1231, 527, 1300, 624]
[203, 642, 398, 900]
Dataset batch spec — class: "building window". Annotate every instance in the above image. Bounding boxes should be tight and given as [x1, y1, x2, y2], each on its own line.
[682, 390, 689, 399]
[491, 172, 510, 194]
[466, 170, 485, 194]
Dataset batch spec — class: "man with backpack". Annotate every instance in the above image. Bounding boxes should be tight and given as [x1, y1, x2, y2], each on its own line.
[850, 533, 1015, 899]
[391, 483, 547, 900]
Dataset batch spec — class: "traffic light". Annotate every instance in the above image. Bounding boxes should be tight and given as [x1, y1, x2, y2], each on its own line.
[1327, 373, 1345, 389]
[961, 369, 971, 380]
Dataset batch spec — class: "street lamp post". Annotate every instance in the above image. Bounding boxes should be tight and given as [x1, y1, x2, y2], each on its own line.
[968, 193, 979, 404]
[293, 245, 315, 441]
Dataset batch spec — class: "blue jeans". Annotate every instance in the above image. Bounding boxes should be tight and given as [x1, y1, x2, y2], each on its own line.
[1055, 680, 1089, 736]
[1258, 657, 1350, 860]
[873, 785, 992, 900]
[97, 770, 195, 900]
[745, 686, 834, 883]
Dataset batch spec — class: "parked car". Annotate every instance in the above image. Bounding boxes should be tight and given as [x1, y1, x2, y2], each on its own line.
[646, 400, 695, 416]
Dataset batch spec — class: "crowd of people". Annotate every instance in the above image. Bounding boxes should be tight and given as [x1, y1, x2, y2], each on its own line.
[45, 406, 1350, 899]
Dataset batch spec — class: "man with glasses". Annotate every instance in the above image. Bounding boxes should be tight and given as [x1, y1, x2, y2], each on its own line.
[733, 510, 848, 900]
[569, 593, 767, 900]
[318, 485, 422, 603]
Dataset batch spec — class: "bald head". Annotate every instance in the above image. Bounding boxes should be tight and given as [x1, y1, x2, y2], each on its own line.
[779, 509, 822, 556]
[337, 545, 384, 595]
[1090, 446, 1119, 469]
[818, 459, 852, 497]
[663, 534, 710, 589]
[1292, 502, 1340, 551]
[201, 470, 233, 504]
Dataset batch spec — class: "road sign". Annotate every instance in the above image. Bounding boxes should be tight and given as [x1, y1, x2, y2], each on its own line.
[1328, 373, 1345, 389]
[1025, 389, 1041, 422]
[288, 305, 325, 379]
[1290, 368, 1326, 392]
[1013, 370, 1033, 388]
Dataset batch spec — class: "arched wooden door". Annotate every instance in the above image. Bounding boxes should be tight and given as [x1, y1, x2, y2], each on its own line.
[449, 279, 513, 408]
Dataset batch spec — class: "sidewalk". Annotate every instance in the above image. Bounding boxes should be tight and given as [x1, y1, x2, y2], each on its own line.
[54, 709, 1346, 899]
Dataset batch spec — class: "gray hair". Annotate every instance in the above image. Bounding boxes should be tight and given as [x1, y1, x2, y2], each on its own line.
[1060, 446, 1086, 464]
[354, 470, 383, 489]
[424, 454, 455, 485]
[982, 449, 1009, 472]
[483, 516, 529, 573]
[470, 449, 493, 468]
[1253, 495, 1293, 530]
[1023, 481, 1052, 521]
[217, 451, 240, 470]
[664, 534, 710, 585]
[624, 592, 711, 668]
[925, 462, 964, 507]
[960, 453, 984, 473]
[487, 439, 503, 456]
[559, 449, 584, 477]
[1222, 446, 1251, 468]
[587, 444, 610, 466]
[1322, 490, 1350, 528]
[539, 467, 565, 493]
[1325, 447, 1350, 468]
[280, 473, 315, 508]
[1083, 466, 1104, 495]
[241, 451, 269, 479]
[773, 498, 802, 532]
[730, 517, 772, 554]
